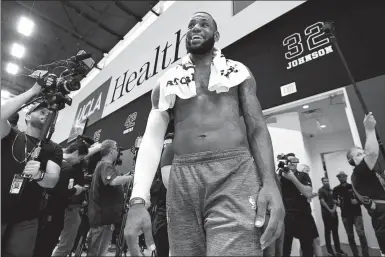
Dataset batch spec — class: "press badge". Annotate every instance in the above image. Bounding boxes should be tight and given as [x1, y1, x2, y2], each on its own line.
[10, 174, 24, 194]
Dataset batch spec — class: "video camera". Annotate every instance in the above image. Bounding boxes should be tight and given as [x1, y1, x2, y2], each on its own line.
[28, 50, 94, 108]
[114, 147, 123, 166]
[277, 153, 299, 173]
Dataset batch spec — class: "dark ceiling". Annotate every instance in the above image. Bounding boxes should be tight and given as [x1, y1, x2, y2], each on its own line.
[1, 0, 159, 96]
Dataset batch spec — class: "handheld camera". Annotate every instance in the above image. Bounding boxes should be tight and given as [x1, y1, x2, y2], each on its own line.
[277, 153, 299, 173]
[114, 147, 123, 166]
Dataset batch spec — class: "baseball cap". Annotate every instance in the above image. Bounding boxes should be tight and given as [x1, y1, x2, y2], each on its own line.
[336, 171, 348, 178]
[26, 102, 48, 115]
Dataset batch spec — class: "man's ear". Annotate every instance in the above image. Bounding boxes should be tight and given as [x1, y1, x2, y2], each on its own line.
[214, 31, 220, 42]
[25, 114, 31, 124]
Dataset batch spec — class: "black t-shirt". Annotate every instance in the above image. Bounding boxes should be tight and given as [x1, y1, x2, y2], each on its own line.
[88, 161, 124, 228]
[281, 170, 312, 215]
[351, 160, 385, 201]
[1, 128, 63, 223]
[318, 186, 335, 216]
[333, 183, 362, 218]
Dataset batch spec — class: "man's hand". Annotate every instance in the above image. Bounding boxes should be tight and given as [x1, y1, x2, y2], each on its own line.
[363, 112, 376, 131]
[255, 183, 285, 250]
[124, 204, 155, 256]
[74, 185, 85, 195]
[30, 82, 43, 96]
[23, 160, 41, 179]
[351, 199, 358, 205]
[281, 170, 296, 181]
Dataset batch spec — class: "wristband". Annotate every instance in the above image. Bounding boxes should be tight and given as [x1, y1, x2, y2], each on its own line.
[129, 197, 146, 207]
[34, 170, 45, 182]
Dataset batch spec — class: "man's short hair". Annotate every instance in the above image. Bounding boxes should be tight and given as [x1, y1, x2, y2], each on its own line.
[286, 153, 295, 158]
[8, 112, 19, 126]
[64, 141, 89, 156]
[192, 11, 218, 31]
[100, 140, 117, 157]
[321, 177, 328, 182]
[346, 147, 359, 160]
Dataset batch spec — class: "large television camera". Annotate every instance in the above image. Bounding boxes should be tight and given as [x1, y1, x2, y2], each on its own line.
[27, 50, 94, 108]
[277, 153, 299, 174]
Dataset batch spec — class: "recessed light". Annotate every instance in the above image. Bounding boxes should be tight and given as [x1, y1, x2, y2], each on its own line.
[6, 62, 20, 75]
[320, 125, 327, 128]
[11, 43, 26, 59]
[303, 105, 309, 109]
[17, 16, 35, 37]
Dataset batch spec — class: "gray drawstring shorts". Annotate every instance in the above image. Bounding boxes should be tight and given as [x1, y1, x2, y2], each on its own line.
[166, 147, 263, 256]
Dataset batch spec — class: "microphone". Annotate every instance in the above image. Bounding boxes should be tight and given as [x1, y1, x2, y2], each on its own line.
[68, 53, 92, 62]
[322, 21, 335, 36]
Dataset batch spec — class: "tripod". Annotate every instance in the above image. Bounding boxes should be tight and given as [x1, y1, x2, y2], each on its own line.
[70, 190, 90, 257]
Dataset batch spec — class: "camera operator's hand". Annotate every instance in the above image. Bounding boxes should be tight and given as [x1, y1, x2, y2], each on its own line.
[281, 170, 296, 181]
[30, 82, 43, 96]
[351, 199, 359, 205]
[23, 160, 41, 179]
[125, 204, 155, 256]
[363, 112, 376, 131]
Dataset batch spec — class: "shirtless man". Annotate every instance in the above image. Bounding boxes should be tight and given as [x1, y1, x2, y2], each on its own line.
[124, 12, 285, 256]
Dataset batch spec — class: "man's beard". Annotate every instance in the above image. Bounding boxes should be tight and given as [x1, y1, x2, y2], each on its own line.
[186, 35, 215, 55]
[29, 117, 44, 129]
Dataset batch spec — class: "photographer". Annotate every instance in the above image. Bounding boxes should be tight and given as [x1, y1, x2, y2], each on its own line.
[347, 113, 385, 255]
[87, 140, 133, 256]
[1, 82, 62, 257]
[33, 141, 90, 257]
[278, 153, 319, 257]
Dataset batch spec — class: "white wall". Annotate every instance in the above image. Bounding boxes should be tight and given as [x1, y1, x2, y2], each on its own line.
[52, 1, 305, 143]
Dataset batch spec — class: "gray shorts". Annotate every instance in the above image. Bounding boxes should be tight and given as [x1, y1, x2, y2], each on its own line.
[166, 147, 263, 256]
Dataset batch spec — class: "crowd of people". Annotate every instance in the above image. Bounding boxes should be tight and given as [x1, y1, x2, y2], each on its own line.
[1, 11, 385, 257]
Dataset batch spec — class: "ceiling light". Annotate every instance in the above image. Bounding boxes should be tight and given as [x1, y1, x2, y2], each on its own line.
[11, 43, 26, 59]
[17, 16, 35, 36]
[320, 125, 327, 128]
[303, 105, 310, 109]
[1, 90, 12, 99]
[6, 62, 20, 75]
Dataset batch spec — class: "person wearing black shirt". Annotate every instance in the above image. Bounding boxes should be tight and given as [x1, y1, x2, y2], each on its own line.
[347, 113, 385, 255]
[33, 141, 90, 257]
[279, 153, 319, 257]
[150, 133, 174, 257]
[318, 178, 346, 257]
[333, 171, 369, 257]
[87, 140, 133, 256]
[1, 81, 62, 257]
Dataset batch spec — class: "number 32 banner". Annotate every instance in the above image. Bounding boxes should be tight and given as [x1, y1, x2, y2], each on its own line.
[223, 0, 385, 110]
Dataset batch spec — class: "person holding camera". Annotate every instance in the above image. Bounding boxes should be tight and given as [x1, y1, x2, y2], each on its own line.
[33, 141, 90, 257]
[87, 140, 133, 256]
[318, 177, 346, 257]
[333, 171, 370, 257]
[1, 81, 62, 257]
[347, 113, 385, 255]
[278, 153, 319, 257]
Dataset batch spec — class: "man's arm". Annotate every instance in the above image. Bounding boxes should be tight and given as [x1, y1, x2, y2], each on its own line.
[290, 175, 313, 199]
[130, 83, 170, 201]
[238, 70, 276, 185]
[85, 143, 102, 159]
[110, 174, 134, 186]
[1, 83, 41, 139]
[363, 113, 378, 170]
[37, 160, 61, 188]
